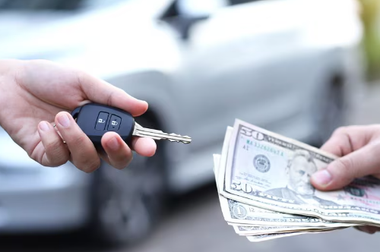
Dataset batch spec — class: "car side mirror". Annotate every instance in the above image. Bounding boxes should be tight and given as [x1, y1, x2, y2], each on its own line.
[159, 1, 210, 41]
[174, 15, 209, 40]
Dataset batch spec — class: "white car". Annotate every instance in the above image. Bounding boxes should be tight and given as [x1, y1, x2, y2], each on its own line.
[0, 0, 365, 245]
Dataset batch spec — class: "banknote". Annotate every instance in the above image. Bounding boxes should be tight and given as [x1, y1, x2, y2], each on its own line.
[214, 151, 338, 240]
[233, 224, 313, 235]
[219, 195, 354, 228]
[245, 229, 337, 243]
[220, 119, 380, 225]
[246, 232, 304, 242]
[216, 156, 355, 228]
[212, 121, 380, 242]
[232, 224, 341, 236]
[213, 154, 355, 234]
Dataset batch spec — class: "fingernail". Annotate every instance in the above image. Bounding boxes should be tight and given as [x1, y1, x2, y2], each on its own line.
[57, 113, 70, 128]
[135, 97, 147, 102]
[107, 137, 119, 151]
[39, 122, 51, 132]
[312, 169, 332, 186]
[140, 100, 148, 107]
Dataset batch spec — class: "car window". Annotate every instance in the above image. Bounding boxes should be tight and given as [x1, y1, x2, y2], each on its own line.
[228, 0, 263, 6]
[0, 0, 129, 11]
[177, 0, 264, 17]
[0, 0, 82, 10]
[177, 0, 228, 17]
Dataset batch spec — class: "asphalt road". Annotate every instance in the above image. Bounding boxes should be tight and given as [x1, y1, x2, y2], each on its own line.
[1, 83, 380, 252]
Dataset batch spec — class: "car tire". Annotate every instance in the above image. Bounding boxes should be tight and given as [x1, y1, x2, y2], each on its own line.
[87, 116, 168, 246]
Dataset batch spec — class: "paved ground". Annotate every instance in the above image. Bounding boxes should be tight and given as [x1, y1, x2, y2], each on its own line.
[1, 83, 380, 252]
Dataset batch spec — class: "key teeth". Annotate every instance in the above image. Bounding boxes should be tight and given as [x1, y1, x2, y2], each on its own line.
[167, 133, 192, 144]
[167, 139, 191, 144]
[166, 135, 191, 144]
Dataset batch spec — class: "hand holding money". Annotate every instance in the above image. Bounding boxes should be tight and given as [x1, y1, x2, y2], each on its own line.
[213, 120, 380, 242]
[311, 125, 380, 234]
[311, 125, 380, 190]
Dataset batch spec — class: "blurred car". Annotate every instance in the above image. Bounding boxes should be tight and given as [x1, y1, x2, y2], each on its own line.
[0, 0, 365, 246]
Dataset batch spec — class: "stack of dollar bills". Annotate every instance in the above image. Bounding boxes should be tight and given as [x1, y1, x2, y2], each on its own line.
[213, 119, 380, 242]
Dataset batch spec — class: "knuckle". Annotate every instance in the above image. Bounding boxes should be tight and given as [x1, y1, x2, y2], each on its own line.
[44, 142, 69, 166]
[371, 124, 380, 131]
[336, 157, 352, 171]
[78, 159, 100, 173]
[69, 134, 89, 147]
[334, 157, 355, 179]
[44, 139, 63, 153]
[66, 136, 100, 172]
[373, 141, 380, 151]
[106, 144, 133, 169]
[111, 154, 132, 170]
[48, 158, 67, 167]
[332, 126, 349, 136]
[29, 150, 42, 165]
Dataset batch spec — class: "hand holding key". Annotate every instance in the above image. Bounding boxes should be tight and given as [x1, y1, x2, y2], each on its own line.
[0, 59, 157, 172]
[72, 103, 191, 148]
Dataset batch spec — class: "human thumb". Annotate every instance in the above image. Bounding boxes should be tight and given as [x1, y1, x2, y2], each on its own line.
[311, 144, 380, 191]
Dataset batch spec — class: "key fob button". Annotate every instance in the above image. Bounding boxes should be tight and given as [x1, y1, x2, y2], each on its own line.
[95, 112, 109, 130]
[71, 103, 136, 148]
[108, 114, 122, 131]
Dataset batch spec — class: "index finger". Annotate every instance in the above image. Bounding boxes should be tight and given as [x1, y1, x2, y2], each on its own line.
[78, 71, 149, 117]
[320, 130, 352, 157]
[321, 126, 376, 158]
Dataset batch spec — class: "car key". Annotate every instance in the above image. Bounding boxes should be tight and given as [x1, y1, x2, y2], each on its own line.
[71, 103, 191, 150]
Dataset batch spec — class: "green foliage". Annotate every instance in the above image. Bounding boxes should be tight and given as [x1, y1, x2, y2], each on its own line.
[358, 0, 380, 80]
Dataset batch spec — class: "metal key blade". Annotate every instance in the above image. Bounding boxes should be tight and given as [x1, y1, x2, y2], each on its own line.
[133, 123, 191, 144]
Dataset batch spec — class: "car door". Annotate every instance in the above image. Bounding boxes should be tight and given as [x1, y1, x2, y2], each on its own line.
[173, 0, 316, 151]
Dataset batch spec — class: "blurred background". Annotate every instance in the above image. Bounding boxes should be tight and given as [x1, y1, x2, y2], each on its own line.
[359, 0, 380, 80]
[0, 0, 379, 251]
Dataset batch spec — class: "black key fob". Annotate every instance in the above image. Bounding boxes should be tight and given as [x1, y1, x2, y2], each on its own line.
[71, 103, 135, 150]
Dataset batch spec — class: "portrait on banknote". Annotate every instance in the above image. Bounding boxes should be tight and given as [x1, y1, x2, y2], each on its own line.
[264, 149, 338, 206]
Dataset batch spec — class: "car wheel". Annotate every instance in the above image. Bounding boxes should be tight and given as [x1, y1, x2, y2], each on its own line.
[88, 117, 167, 246]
